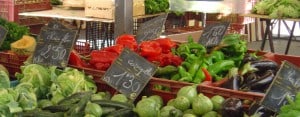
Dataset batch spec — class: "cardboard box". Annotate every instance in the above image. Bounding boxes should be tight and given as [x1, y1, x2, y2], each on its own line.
[63, 0, 85, 8]
[85, 0, 145, 19]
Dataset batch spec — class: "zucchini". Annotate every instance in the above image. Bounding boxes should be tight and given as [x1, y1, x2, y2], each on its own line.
[92, 100, 133, 109]
[102, 107, 117, 116]
[58, 91, 92, 105]
[105, 108, 136, 117]
[42, 105, 72, 112]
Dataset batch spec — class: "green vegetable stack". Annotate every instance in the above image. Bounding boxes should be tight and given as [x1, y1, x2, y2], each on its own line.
[0, 18, 29, 51]
[278, 93, 300, 117]
[155, 34, 247, 83]
[135, 85, 226, 117]
[252, 0, 300, 18]
[145, 0, 169, 14]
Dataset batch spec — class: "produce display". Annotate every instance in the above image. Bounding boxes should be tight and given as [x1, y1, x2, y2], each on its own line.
[221, 53, 279, 93]
[10, 35, 37, 56]
[0, 18, 29, 51]
[251, 0, 300, 18]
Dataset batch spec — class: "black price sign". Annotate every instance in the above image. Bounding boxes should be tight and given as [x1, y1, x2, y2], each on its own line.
[47, 20, 67, 29]
[136, 13, 168, 43]
[261, 61, 300, 112]
[198, 22, 230, 48]
[0, 26, 8, 47]
[102, 48, 157, 100]
[33, 26, 77, 67]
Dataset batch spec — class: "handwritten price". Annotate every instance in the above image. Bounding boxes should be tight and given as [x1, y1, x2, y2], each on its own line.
[34, 44, 66, 63]
[104, 71, 141, 93]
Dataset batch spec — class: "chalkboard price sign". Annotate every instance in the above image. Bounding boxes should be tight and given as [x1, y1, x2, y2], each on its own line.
[136, 13, 168, 43]
[261, 61, 300, 112]
[0, 26, 8, 47]
[102, 48, 157, 100]
[47, 20, 67, 29]
[33, 27, 77, 67]
[198, 22, 230, 48]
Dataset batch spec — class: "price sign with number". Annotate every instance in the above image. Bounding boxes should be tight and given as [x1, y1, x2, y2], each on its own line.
[0, 26, 8, 47]
[102, 48, 157, 100]
[198, 22, 230, 48]
[261, 61, 300, 112]
[136, 13, 168, 43]
[33, 27, 77, 67]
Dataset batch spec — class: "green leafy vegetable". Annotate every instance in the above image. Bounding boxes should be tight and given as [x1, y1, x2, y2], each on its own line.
[0, 71, 10, 89]
[16, 64, 52, 99]
[50, 67, 97, 104]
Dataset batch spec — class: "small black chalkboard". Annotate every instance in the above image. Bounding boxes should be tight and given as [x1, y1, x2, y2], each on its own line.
[47, 20, 67, 29]
[261, 61, 300, 112]
[135, 13, 168, 43]
[198, 22, 230, 48]
[32, 26, 77, 67]
[0, 26, 8, 47]
[102, 48, 157, 100]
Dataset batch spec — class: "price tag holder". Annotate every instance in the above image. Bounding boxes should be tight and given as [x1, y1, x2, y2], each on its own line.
[261, 61, 300, 112]
[33, 26, 77, 67]
[0, 26, 8, 47]
[102, 48, 157, 100]
[136, 13, 168, 43]
[198, 22, 230, 48]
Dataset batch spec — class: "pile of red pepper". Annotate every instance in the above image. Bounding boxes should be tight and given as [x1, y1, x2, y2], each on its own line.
[68, 34, 183, 71]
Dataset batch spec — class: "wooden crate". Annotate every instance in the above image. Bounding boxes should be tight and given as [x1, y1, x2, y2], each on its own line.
[85, 0, 145, 19]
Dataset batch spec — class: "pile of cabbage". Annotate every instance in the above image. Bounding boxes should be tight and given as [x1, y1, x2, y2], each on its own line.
[0, 64, 97, 116]
[251, 0, 300, 18]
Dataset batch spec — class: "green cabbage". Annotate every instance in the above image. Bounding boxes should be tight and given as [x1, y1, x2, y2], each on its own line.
[16, 64, 52, 99]
[14, 83, 38, 111]
[50, 67, 97, 104]
[0, 71, 10, 89]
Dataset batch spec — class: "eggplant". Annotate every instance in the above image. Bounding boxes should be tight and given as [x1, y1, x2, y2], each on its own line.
[240, 70, 274, 92]
[221, 98, 244, 117]
[221, 75, 242, 90]
[241, 53, 259, 66]
[250, 60, 278, 76]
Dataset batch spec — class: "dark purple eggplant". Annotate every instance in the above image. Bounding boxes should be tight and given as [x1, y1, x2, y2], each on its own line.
[221, 75, 242, 90]
[221, 98, 244, 117]
[250, 60, 278, 75]
[241, 53, 259, 66]
[240, 70, 274, 92]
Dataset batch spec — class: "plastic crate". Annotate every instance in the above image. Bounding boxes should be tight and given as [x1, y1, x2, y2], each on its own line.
[74, 41, 91, 55]
[0, 51, 28, 78]
[0, 0, 52, 22]
[144, 78, 264, 105]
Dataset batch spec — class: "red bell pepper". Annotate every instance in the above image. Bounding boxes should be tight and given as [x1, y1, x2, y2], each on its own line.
[89, 50, 118, 65]
[146, 52, 183, 67]
[94, 62, 111, 71]
[202, 68, 212, 82]
[116, 34, 138, 51]
[68, 50, 89, 68]
[154, 38, 177, 53]
[102, 44, 124, 55]
[139, 41, 162, 57]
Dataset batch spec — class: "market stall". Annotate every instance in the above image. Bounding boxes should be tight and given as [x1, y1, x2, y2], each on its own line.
[1, 0, 300, 117]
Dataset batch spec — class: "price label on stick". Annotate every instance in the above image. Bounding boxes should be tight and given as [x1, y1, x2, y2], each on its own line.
[0, 26, 8, 47]
[261, 61, 300, 112]
[33, 27, 77, 67]
[102, 48, 157, 100]
[198, 22, 230, 48]
[136, 13, 168, 43]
